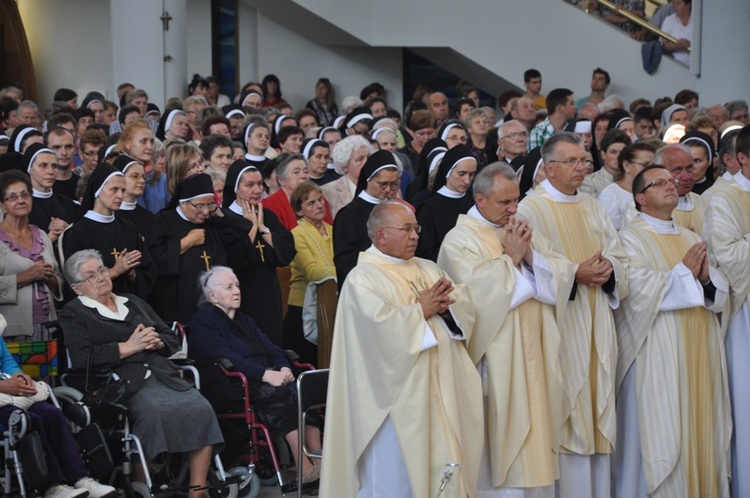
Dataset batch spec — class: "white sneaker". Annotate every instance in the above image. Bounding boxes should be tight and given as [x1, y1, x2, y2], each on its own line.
[45, 484, 89, 498]
[74, 478, 117, 498]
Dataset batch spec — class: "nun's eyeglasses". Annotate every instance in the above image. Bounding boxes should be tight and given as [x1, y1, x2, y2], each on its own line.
[189, 201, 218, 213]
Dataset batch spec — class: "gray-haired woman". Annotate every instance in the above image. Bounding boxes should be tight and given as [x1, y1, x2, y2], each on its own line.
[59, 249, 223, 498]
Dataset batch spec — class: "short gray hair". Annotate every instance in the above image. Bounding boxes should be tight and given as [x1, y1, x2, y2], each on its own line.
[275, 153, 307, 181]
[498, 120, 524, 139]
[197, 265, 236, 306]
[341, 96, 363, 114]
[63, 249, 104, 284]
[366, 200, 411, 242]
[541, 132, 583, 163]
[332, 135, 372, 175]
[726, 99, 748, 116]
[465, 108, 488, 127]
[472, 162, 517, 199]
[654, 143, 692, 166]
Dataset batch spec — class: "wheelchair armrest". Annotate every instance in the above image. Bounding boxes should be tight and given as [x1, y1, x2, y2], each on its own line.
[284, 349, 300, 362]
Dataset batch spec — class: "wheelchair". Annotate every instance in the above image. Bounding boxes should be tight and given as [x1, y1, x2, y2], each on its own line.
[51, 322, 261, 498]
[0, 407, 51, 497]
[190, 352, 318, 497]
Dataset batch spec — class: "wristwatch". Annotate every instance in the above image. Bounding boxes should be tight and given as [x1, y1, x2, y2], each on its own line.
[259, 227, 270, 235]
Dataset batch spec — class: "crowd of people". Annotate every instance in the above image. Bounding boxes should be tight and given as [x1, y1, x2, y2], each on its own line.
[0, 64, 749, 498]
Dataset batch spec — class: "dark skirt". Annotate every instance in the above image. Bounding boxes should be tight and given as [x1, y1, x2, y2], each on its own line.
[249, 380, 323, 439]
[126, 375, 224, 458]
[282, 305, 318, 366]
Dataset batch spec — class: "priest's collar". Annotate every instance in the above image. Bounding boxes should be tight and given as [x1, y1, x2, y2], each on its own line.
[244, 153, 266, 162]
[84, 210, 115, 223]
[734, 171, 750, 191]
[541, 179, 579, 202]
[365, 244, 408, 264]
[120, 201, 137, 211]
[639, 212, 679, 234]
[358, 190, 383, 205]
[437, 186, 465, 199]
[32, 188, 52, 199]
[79, 293, 130, 321]
[176, 205, 190, 221]
[228, 201, 243, 215]
[468, 205, 502, 228]
[676, 194, 693, 210]
[722, 171, 732, 181]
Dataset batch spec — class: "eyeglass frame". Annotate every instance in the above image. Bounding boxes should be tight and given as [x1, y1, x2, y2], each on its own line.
[382, 224, 422, 234]
[638, 178, 679, 194]
[188, 200, 218, 213]
[76, 266, 110, 285]
[2, 190, 32, 203]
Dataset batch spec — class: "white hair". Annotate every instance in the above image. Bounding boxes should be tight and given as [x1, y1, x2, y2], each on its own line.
[331, 135, 373, 175]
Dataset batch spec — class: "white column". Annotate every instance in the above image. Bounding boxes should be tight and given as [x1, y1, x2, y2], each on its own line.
[163, 0, 187, 101]
[109, 0, 167, 105]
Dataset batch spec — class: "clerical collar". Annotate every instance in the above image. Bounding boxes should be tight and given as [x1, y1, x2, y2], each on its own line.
[733, 171, 750, 191]
[84, 210, 115, 223]
[676, 194, 693, 211]
[32, 188, 52, 199]
[468, 204, 502, 228]
[176, 206, 190, 221]
[358, 191, 383, 205]
[541, 179, 579, 203]
[365, 244, 407, 264]
[639, 212, 679, 234]
[722, 171, 733, 181]
[694, 176, 706, 185]
[437, 186, 465, 199]
[120, 201, 137, 211]
[228, 201, 243, 215]
[79, 293, 130, 321]
[244, 153, 266, 162]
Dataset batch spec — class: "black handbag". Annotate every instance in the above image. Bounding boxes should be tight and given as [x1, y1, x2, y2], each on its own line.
[79, 349, 127, 414]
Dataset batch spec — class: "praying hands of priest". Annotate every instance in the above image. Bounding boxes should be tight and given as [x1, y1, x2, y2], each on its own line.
[503, 216, 534, 267]
[109, 248, 142, 281]
[418, 277, 456, 319]
[682, 241, 710, 284]
[575, 251, 613, 287]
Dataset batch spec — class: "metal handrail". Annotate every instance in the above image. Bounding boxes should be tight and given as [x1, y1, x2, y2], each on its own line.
[591, 0, 689, 50]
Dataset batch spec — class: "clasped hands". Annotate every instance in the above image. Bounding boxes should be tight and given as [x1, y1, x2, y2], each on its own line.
[0, 373, 36, 397]
[126, 323, 164, 353]
[419, 277, 456, 319]
[262, 367, 294, 387]
[576, 251, 613, 287]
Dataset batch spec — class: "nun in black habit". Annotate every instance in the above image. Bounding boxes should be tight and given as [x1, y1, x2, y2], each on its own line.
[332, 150, 402, 287]
[24, 143, 78, 237]
[415, 144, 477, 262]
[61, 162, 157, 301]
[148, 174, 234, 324]
[111, 155, 155, 243]
[221, 160, 296, 347]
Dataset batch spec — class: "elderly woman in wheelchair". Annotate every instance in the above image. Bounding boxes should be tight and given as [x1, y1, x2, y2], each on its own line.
[58, 249, 224, 498]
[189, 266, 323, 485]
[0, 314, 116, 498]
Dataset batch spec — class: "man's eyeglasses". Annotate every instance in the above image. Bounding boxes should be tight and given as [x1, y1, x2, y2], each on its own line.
[503, 132, 529, 140]
[383, 224, 422, 234]
[3, 191, 31, 203]
[78, 266, 110, 285]
[639, 178, 679, 194]
[189, 201, 218, 213]
[548, 158, 592, 168]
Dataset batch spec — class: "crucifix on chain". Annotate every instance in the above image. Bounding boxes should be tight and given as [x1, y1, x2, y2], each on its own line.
[255, 240, 266, 263]
[200, 250, 211, 271]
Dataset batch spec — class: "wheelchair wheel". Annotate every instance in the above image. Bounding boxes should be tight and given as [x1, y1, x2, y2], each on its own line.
[239, 474, 260, 498]
[131, 481, 150, 498]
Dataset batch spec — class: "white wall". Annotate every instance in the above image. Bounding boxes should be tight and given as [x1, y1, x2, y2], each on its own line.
[238, 8, 403, 112]
[18, 0, 113, 109]
[186, 0, 214, 94]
